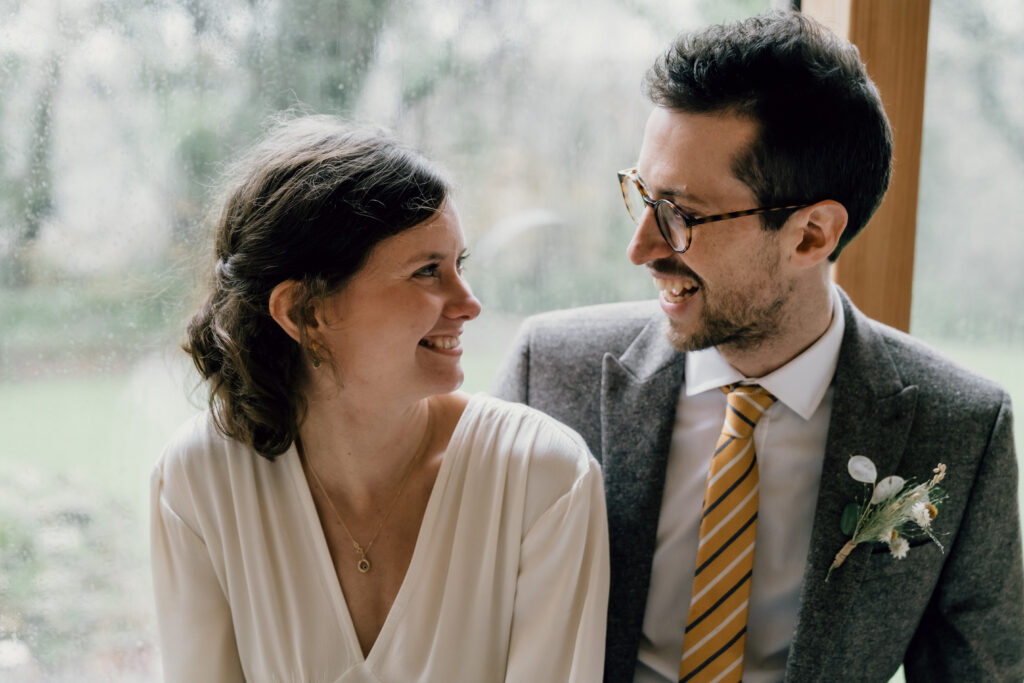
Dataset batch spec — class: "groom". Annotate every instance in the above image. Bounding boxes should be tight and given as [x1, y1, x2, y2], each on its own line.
[495, 11, 1023, 683]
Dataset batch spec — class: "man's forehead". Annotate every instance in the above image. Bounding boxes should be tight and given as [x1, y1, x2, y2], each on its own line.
[639, 108, 756, 156]
[636, 108, 757, 205]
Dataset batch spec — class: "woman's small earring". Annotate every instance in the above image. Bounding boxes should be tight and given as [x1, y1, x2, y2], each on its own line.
[310, 343, 322, 368]
[312, 357, 321, 368]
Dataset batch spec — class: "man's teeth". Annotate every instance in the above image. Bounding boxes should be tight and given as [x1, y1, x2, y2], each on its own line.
[653, 277, 698, 304]
[420, 336, 461, 349]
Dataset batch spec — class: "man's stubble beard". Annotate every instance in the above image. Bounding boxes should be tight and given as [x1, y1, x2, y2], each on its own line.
[663, 250, 793, 355]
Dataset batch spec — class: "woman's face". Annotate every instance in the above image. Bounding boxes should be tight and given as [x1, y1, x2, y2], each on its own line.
[315, 202, 482, 402]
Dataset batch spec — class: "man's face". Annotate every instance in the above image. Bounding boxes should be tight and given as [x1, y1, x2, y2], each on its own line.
[627, 107, 795, 355]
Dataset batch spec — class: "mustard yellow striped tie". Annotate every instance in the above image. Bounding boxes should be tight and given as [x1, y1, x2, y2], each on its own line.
[679, 384, 777, 683]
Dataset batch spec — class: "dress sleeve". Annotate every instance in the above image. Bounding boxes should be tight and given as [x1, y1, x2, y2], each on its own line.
[505, 451, 610, 683]
[150, 460, 245, 683]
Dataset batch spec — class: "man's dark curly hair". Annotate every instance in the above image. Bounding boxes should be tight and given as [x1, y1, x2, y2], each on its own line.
[644, 11, 893, 260]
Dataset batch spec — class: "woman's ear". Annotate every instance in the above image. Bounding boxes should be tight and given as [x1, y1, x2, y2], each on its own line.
[788, 200, 847, 267]
[268, 280, 306, 343]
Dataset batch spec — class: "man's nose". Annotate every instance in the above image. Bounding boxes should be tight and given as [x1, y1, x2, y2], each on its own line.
[627, 206, 673, 265]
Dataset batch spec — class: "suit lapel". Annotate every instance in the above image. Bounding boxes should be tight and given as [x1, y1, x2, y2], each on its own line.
[600, 313, 686, 682]
[784, 292, 919, 680]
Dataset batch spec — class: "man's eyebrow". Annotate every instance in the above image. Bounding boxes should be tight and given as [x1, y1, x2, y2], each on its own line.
[637, 171, 709, 210]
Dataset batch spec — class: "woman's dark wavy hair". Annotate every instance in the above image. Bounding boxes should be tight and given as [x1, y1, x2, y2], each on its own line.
[185, 115, 450, 460]
[644, 10, 893, 260]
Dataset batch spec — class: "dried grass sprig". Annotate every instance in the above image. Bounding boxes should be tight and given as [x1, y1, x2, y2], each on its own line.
[826, 458, 947, 582]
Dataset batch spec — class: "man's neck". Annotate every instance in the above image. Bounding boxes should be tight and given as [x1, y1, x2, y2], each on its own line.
[719, 283, 836, 378]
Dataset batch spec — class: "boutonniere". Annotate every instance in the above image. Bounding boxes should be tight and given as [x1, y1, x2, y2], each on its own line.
[825, 456, 947, 582]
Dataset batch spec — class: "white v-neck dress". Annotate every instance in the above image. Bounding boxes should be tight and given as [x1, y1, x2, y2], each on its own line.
[151, 393, 609, 683]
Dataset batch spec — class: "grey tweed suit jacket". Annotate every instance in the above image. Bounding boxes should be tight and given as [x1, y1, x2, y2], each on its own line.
[493, 290, 1024, 683]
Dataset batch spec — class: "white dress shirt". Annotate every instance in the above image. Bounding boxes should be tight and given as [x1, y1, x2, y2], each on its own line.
[635, 284, 845, 683]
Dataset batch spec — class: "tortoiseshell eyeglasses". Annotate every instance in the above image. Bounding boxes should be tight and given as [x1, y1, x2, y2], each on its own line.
[617, 167, 809, 253]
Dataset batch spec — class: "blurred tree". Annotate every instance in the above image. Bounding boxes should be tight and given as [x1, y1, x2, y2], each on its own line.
[156, 0, 397, 245]
[249, 0, 394, 112]
[911, 0, 1024, 343]
[0, 54, 14, 286]
[1, 49, 62, 289]
[8, 55, 61, 288]
[943, 0, 1024, 173]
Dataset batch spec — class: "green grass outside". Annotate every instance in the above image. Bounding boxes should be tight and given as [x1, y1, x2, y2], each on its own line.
[0, 361, 198, 516]
[1, 376, 143, 499]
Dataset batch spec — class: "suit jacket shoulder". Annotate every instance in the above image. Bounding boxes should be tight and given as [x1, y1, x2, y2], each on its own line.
[508, 299, 660, 356]
[871, 318, 1008, 407]
[492, 299, 665, 457]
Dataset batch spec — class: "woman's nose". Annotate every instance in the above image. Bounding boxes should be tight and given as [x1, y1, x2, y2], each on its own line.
[446, 273, 482, 321]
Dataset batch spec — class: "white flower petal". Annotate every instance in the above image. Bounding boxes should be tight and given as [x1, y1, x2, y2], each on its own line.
[912, 501, 932, 528]
[871, 475, 906, 503]
[848, 455, 877, 484]
[889, 536, 910, 560]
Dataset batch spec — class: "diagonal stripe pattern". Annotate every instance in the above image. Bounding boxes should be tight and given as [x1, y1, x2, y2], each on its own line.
[679, 384, 777, 683]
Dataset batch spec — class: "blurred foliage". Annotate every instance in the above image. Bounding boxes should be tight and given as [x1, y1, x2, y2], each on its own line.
[0, 468, 155, 678]
[0, 269, 190, 381]
[0, 0, 757, 381]
[0, 0, 1018, 356]
[909, 0, 1024, 345]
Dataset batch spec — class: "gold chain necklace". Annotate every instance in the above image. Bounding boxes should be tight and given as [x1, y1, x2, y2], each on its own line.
[305, 408, 433, 574]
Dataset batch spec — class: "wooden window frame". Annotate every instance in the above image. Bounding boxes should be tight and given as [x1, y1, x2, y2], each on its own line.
[800, 0, 931, 332]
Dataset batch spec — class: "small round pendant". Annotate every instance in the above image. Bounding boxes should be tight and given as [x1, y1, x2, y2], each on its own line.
[357, 557, 371, 573]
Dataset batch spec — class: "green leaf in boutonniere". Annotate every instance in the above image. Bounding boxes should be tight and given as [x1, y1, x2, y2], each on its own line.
[826, 458, 948, 582]
[840, 503, 862, 536]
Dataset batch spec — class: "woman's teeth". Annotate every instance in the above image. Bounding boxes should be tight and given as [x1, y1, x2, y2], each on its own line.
[653, 277, 698, 304]
[420, 335, 461, 350]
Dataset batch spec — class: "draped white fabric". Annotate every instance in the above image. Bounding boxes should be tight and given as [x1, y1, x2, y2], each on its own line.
[151, 394, 609, 682]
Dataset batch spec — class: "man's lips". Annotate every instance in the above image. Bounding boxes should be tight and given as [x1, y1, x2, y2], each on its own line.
[648, 260, 702, 305]
[653, 277, 700, 304]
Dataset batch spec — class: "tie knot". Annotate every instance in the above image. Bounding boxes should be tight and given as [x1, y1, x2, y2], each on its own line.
[719, 383, 777, 439]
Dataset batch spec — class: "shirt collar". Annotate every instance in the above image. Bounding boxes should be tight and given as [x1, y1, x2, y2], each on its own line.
[685, 284, 845, 420]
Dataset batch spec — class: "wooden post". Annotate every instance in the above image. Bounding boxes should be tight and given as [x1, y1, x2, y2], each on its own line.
[802, 0, 931, 332]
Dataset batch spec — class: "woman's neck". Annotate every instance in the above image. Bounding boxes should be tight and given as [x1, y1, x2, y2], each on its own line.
[298, 393, 434, 512]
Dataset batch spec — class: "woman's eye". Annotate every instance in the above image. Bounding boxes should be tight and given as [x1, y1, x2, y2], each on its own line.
[414, 263, 440, 278]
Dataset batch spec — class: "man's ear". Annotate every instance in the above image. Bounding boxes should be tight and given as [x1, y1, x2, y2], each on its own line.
[269, 280, 309, 343]
[787, 200, 847, 267]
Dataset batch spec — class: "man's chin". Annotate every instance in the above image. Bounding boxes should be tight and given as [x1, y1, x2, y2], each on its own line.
[662, 318, 714, 353]
[663, 316, 769, 355]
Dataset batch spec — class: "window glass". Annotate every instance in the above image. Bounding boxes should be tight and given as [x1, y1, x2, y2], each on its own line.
[911, 0, 1023, 501]
[0, 0, 765, 677]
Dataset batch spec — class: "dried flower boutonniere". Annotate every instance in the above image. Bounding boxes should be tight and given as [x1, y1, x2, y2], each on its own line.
[825, 456, 947, 582]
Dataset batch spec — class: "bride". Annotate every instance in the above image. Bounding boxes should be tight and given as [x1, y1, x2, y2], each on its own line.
[150, 115, 609, 682]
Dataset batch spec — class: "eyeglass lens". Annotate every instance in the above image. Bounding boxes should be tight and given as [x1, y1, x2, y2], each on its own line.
[622, 178, 648, 224]
[622, 178, 687, 250]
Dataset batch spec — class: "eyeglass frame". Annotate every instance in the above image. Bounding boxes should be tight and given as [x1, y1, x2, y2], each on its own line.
[617, 167, 810, 254]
